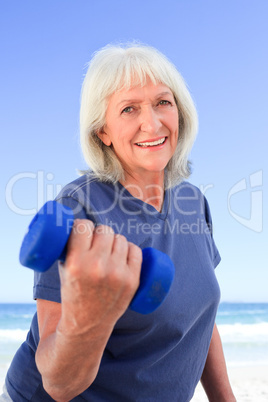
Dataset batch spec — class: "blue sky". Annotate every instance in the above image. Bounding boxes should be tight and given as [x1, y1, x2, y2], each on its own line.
[1, 0, 267, 303]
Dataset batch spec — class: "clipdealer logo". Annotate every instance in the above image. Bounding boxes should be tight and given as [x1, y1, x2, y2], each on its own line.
[227, 170, 263, 233]
[5, 169, 264, 233]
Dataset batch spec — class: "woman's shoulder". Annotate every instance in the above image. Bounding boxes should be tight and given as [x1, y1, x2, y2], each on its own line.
[55, 173, 121, 214]
[169, 180, 209, 216]
[56, 172, 108, 199]
[171, 180, 203, 198]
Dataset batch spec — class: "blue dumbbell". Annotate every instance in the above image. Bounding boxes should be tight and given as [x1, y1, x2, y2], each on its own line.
[19, 201, 175, 314]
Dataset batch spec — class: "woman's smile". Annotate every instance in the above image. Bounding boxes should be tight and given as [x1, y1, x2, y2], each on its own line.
[135, 136, 167, 148]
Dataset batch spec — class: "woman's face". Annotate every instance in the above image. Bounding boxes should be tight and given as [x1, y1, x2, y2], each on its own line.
[99, 80, 179, 181]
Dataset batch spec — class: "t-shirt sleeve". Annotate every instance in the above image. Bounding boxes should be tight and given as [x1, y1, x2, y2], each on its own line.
[203, 195, 221, 269]
[33, 196, 89, 303]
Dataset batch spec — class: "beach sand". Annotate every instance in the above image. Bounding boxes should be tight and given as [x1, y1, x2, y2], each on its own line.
[1, 364, 268, 401]
[192, 364, 268, 401]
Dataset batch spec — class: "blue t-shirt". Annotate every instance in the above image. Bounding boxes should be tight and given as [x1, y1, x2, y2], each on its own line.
[6, 176, 221, 402]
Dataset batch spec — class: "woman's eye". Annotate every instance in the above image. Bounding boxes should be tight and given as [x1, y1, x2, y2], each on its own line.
[122, 106, 133, 114]
[159, 100, 171, 106]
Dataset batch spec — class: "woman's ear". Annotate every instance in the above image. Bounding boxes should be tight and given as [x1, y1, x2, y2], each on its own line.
[96, 127, 112, 146]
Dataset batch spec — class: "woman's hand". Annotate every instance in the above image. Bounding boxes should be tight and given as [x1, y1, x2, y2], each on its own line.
[59, 219, 142, 334]
[36, 219, 142, 401]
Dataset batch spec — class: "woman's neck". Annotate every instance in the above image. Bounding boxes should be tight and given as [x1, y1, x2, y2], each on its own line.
[120, 171, 165, 212]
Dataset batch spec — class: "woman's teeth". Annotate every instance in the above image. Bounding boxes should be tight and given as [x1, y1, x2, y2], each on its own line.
[136, 137, 166, 147]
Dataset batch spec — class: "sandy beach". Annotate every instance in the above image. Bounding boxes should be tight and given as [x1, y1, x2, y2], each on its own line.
[1, 364, 267, 401]
[192, 364, 268, 401]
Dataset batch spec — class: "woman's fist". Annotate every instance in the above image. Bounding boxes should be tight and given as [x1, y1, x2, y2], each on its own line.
[58, 219, 142, 333]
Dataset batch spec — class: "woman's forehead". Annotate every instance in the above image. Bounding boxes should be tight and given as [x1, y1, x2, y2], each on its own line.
[109, 81, 173, 104]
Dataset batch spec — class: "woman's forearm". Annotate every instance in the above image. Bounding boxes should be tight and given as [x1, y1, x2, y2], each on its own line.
[201, 324, 236, 402]
[35, 221, 142, 401]
[36, 318, 113, 401]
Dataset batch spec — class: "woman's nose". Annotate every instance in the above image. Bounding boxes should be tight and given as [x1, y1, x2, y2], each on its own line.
[140, 106, 162, 134]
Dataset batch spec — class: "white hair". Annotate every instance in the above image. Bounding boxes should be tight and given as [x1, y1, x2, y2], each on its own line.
[80, 43, 198, 188]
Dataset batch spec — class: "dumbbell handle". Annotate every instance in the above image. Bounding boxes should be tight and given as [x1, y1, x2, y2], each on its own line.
[20, 201, 175, 314]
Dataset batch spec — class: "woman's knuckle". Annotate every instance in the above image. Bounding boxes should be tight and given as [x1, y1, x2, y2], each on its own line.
[109, 268, 123, 286]
[95, 224, 114, 236]
[91, 256, 105, 276]
[131, 244, 142, 260]
[116, 234, 127, 242]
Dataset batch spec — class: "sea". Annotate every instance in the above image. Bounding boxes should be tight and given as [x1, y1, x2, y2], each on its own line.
[0, 302, 268, 389]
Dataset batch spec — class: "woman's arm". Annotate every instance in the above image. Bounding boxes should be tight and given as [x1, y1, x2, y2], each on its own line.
[35, 219, 142, 402]
[201, 324, 236, 402]
[36, 299, 115, 402]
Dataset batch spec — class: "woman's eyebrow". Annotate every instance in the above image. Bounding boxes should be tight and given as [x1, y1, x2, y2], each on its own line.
[116, 92, 173, 108]
[117, 99, 140, 107]
[155, 91, 173, 98]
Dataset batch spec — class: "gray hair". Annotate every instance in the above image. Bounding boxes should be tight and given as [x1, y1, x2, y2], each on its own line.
[80, 43, 198, 189]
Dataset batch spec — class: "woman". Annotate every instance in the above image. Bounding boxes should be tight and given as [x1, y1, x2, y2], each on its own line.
[3, 44, 236, 401]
